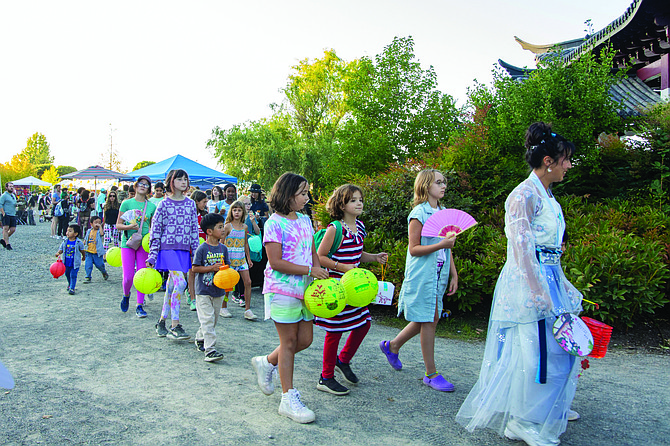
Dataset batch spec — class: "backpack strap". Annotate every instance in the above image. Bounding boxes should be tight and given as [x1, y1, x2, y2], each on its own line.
[327, 220, 344, 258]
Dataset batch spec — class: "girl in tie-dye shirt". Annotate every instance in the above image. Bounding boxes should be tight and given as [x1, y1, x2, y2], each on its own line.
[251, 173, 329, 424]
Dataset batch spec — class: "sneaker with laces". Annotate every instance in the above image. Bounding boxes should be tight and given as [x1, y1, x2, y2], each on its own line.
[195, 339, 205, 352]
[155, 319, 168, 337]
[84, 277, 92, 283]
[190, 299, 197, 311]
[244, 309, 258, 321]
[335, 358, 359, 385]
[251, 356, 276, 395]
[205, 350, 224, 362]
[278, 388, 315, 423]
[136, 305, 147, 318]
[238, 297, 246, 307]
[120, 295, 130, 312]
[167, 324, 190, 340]
[316, 375, 350, 395]
[422, 373, 455, 392]
[219, 308, 232, 318]
[68, 289, 75, 295]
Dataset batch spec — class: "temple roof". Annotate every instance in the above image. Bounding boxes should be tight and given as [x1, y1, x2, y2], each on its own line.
[610, 76, 661, 116]
[516, 0, 670, 69]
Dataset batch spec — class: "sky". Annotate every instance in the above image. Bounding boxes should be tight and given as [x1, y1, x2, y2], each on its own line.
[0, 0, 634, 174]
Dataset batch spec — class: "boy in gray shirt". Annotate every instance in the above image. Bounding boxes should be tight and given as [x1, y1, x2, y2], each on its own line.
[192, 213, 230, 362]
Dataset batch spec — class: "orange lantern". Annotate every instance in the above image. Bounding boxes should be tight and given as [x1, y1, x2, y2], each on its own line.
[213, 265, 240, 291]
[50, 258, 66, 278]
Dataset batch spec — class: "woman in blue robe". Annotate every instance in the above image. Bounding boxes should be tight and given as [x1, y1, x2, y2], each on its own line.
[456, 122, 583, 446]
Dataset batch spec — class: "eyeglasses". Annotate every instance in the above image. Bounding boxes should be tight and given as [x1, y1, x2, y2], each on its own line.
[137, 183, 150, 188]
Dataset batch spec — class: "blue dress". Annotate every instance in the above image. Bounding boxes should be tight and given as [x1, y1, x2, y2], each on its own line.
[397, 202, 451, 322]
[456, 172, 583, 442]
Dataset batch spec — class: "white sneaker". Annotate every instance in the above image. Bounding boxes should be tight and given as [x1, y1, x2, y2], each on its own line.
[244, 309, 258, 321]
[219, 308, 232, 318]
[567, 409, 580, 421]
[251, 356, 276, 395]
[278, 388, 315, 424]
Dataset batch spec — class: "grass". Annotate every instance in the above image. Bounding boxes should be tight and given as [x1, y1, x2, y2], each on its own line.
[373, 311, 488, 342]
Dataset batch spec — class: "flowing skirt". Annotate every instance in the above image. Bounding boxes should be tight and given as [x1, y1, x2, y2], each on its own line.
[456, 263, 580, 441]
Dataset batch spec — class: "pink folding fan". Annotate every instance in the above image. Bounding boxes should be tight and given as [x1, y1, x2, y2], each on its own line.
[421, 209, 477, 238]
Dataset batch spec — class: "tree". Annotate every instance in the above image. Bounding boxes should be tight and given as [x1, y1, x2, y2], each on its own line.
[133, 161, 155, 171]
[56, 166, 78, 177]
[41, 166, 60, 185]
[347, 36, 460, 163]
[24, 132, 54, 165]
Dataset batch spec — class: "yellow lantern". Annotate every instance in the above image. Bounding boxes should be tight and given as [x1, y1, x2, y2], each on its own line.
[133, 268, 162, 295]
[213, 265, 240, 291]
[142, 234, 151, 253]
[304, 279, 346, 318]
[341, 268, 379, 307]
[106, 247, 122, 267]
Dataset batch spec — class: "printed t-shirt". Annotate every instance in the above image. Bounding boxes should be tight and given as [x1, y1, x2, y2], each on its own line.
[64, 240, 76, 267]
[218, 200, 232, 221]
[193, 242, 230, 298]
[262, 213, 314, 299]
[87, 229, 98, 254]
[118, 198, 156, 249]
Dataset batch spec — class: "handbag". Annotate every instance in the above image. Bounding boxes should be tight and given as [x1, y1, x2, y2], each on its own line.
[125, 201, 148, 250]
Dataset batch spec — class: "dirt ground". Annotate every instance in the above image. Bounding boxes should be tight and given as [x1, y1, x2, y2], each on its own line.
[1, 223, 669, 445]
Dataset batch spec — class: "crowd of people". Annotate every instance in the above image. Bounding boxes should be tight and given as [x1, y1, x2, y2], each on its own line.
[13, 121, 584, 444]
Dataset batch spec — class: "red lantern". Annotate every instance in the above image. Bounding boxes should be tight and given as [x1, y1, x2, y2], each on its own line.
[213, 265, 240, 291]
[50, 258, 66, 279]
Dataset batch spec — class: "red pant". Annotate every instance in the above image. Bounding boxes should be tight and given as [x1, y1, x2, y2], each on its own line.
[322, 321, 371, 379]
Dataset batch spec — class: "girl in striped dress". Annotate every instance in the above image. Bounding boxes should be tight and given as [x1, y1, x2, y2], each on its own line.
[222, 200, 257, 320]
[314, 184, 388, 395]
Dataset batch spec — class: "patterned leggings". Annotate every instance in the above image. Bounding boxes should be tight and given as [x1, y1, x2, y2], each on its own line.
[103, 224, 121, 250]
[161, 271, 187, 321]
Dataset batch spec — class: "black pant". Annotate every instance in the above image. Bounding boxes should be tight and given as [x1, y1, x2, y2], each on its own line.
[57, 216, 69, 236]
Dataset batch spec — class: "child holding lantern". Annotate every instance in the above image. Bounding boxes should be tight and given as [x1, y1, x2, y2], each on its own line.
[251, 172, 329, 424]
[191, 213, 230, 362]
[314, 184, 388, 395]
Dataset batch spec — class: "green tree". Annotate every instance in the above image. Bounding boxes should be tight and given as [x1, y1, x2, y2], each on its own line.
[133, 161, 155, 171]
[56, 166, 78, 177]
[24, 132, 54, 165]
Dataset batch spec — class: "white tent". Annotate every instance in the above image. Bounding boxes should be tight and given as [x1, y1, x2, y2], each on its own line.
[13, 176, 52, 187]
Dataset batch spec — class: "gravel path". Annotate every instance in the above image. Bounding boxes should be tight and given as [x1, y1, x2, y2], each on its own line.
[1, 223, 669, 445]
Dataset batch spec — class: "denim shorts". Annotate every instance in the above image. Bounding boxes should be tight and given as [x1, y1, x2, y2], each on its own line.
[264, 292, 314, 323]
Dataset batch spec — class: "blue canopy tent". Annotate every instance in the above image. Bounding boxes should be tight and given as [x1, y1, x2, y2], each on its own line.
[126, 154, 237, 187]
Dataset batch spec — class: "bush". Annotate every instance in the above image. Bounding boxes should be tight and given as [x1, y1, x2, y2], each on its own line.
[563, 231, 670, 328]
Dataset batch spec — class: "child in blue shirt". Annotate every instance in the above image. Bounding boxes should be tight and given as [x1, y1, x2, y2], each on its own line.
[56, 224, 86, 295]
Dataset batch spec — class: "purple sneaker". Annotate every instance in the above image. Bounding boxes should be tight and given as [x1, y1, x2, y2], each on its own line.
[423, 374, 455, 392]
[379, 340, 402, 371]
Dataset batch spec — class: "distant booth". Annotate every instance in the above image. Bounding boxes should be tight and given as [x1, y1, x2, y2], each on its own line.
[499, 0, 669, 114]
[126, 154, 237, 187]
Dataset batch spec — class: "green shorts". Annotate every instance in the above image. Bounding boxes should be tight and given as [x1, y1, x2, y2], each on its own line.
[264, 293, 314, 323]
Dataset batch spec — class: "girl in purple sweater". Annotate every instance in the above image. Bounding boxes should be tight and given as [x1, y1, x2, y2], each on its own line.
[147, 169, 200, 341]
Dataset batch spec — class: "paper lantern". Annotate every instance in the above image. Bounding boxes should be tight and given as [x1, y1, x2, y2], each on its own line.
[213, 265, 240, 291]
[50, 258, 66, 278]
[142, 234, 151, 253]
[304, 279, 346, 318]
[341, 268, 379, 307]
[133, 268, 162, 295]
[106, 247, 122, 267]
[248, 235, 262, 253]
[199, 236, 205, 245]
